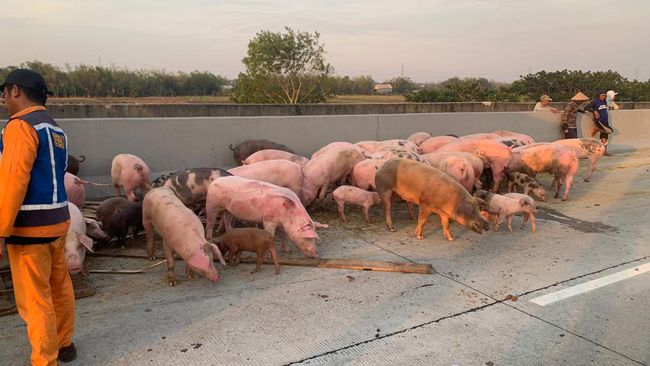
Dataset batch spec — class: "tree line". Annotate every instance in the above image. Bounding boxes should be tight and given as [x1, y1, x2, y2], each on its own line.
[0, 61, 230, 97]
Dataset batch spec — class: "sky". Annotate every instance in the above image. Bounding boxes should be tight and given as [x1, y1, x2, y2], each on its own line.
[1, 0, 649, 83]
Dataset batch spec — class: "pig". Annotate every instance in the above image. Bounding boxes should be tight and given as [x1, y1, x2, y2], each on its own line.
[214, 228, 280, 274]
[65, 203, 94, 275]
[84, 218, 108, 242]
[151, 170, 181, 188]
[228, 160, 304, 200]
[311, 142, 366, 160]
[421, 151, 487, 190]
[302, 147, 366, 207]
[510, 144, 578, 200]
[552, 138, 605, 182]
[506, 172, 547, 201]
[349, 159, 387, 190]
[375, 158, 489, 241]
[419, 135, 459, 154]
[104, 202, 143, 249]
[474, 190, 538, 232]
[407, 132, 432, 146]
[426, 155, 475, 193]
[95, 197, 131, 230]
[66, 154, 85, 176]
[460, 133, 526, 147]
[143, 187, 226, 286]
[111, 154, 152, 201]
[162, 168, 232, 205]
[504, 193, 538, 232]
[205, 176, 323, 257]
[490, 130, 536, 145]
[369, 149, 426, 163]
[377, 139, 420, 153]
[64, 173, 85, 208]
[437, 138, 513, 192]
[355, 141, 382, 154]
[230, 139, 294, 165]
[332, 185, 381, 223]
[243, 149, 310, 167]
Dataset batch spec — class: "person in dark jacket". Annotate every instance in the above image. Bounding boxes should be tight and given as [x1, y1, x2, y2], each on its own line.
[561, 92, 590, 139]
[584, 90, 613, 155]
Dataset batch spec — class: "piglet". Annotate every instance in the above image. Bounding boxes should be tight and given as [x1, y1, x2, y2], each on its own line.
[65, 203, 94, 275]
[143, 187, 226, 286]
[503, 193, 538, 233]
[332, 185, 381, 223]
[111, 153, 152, 201]
[474, 190, 537, 233]
[104, 202, 143, 249]
[215, 228, 280, 274]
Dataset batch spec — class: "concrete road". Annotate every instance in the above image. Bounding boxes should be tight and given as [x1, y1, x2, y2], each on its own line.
[2, 150, 649, 366]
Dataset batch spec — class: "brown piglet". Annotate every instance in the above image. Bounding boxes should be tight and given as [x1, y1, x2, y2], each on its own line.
[215, 228, 280, 274]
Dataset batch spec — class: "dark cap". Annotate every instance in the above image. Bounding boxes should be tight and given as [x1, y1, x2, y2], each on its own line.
[0, 69, 53, 96]
[597, 90, 607, 96]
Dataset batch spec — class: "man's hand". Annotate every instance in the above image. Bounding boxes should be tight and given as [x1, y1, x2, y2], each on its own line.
[0, 237, 5, 260]
[594, 112, 600, 119]
[551, 108, 559, 113]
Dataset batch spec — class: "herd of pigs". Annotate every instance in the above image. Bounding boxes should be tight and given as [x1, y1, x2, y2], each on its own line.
[62, 130, 606, 286]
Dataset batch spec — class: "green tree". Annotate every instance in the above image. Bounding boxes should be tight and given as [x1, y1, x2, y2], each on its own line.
[385, 76, 416, 95]
[231, 27, 334, 104]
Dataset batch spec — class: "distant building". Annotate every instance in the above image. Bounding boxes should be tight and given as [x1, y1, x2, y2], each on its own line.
[374, 83, 393, 95]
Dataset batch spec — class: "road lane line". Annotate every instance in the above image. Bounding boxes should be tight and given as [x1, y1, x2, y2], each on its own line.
[530, 262, 650, 306]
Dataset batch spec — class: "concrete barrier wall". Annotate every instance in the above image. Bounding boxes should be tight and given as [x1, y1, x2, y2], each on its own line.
[57, 110, 649, 198]
[3, 101, 650, 119]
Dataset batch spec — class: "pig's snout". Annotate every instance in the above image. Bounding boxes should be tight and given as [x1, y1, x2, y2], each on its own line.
[207, 273, 221, 283]
[303, 247, 319, 258]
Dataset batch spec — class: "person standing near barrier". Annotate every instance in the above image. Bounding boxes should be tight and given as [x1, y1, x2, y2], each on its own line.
[533, 94, 559, 113]
[607, 90, 620, 110]
[561, 92, 590, 139]
[585, 90, 613, 156]
[0, 69, 77, 365]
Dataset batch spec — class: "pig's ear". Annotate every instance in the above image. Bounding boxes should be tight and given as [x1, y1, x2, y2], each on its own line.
[208, 243, 226, 266]
[519, 198, 529, 206]
[78, 233, 94, 253]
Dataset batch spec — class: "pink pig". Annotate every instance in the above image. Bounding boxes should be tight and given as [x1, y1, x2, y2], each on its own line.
[312, 142, 366, 159]
[419, 135, 459, 154]
[332, 185, 381, 223]
[111, 153, 152, 201]
[437, 138, 513, 192]
[552, 138, 605, 182]
[427, 155, 476, 193]
[243, 149, 310, 167]
[65, 203, 94, 275]
[421, 151, 487, 190]
[349, 159, 387, 190]
[143, 187, 226, 286]
[510, 144, 578, 200]
[474, 190, 538, 232]
[64, 172, 85, 208]
[302, 147, 365, 206]
[228, 159, 304, 200]
[205, 176, 324, 257]
[491, 130, 536, 145]
[407, 132, 432, 146]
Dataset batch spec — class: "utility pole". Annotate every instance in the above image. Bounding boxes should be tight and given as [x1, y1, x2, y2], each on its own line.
[401, 62, 404, 78]
[99, 56, 102, 67]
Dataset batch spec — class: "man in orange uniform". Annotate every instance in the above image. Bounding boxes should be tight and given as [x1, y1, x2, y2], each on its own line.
[0, 69, 77, 365]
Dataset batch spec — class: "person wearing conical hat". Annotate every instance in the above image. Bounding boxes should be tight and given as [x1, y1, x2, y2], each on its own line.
[561, 92, 590, 139]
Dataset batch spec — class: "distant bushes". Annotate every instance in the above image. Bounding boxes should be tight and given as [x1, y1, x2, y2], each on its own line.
[0, 61, 229, 97]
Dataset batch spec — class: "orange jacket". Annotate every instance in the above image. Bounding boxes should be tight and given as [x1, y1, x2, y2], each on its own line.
[0, 106, 69, 239]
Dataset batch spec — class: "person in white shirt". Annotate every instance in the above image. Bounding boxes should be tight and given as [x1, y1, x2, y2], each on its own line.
[533, 94, 559, 113]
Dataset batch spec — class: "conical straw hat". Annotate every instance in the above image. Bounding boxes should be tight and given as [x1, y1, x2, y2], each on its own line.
[571, 92, 589, 101]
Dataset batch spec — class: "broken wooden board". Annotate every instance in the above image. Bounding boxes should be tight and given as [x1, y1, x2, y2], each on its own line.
[238, 257, 434, 274]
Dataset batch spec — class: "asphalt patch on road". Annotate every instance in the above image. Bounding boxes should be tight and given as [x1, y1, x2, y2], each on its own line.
[537, 207, 618, 234]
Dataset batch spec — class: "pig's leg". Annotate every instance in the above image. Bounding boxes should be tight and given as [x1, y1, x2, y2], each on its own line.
[205, 207, 222, 241]
[234, 250, 242, 265]
[264, 222, 289, 253]
[407, 202, 416, 220]
[553, 176, 562, 199]
[268, 243, 280, 275]
[163, 241, 176, 287]
[506, 215, 513, 232]
[223, 212, 234, 232]
[363, 204, 371, 224]
[494, 214, 503, 232]
[253, 248, 264, 274]
[521, 213, 529, 229]
[439, 214, 454, 241]
[143, 215, 156, 260]
[415, 209, 430, 240]
[562, 174, 573, 201]
[530, 213, 537, 233]
[335, 199, 347, 223]
[185, 267, 195, 281]
[490, 170, 501, 193]
[379, 191, 395, 232]
[317, 184, 329, 206]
